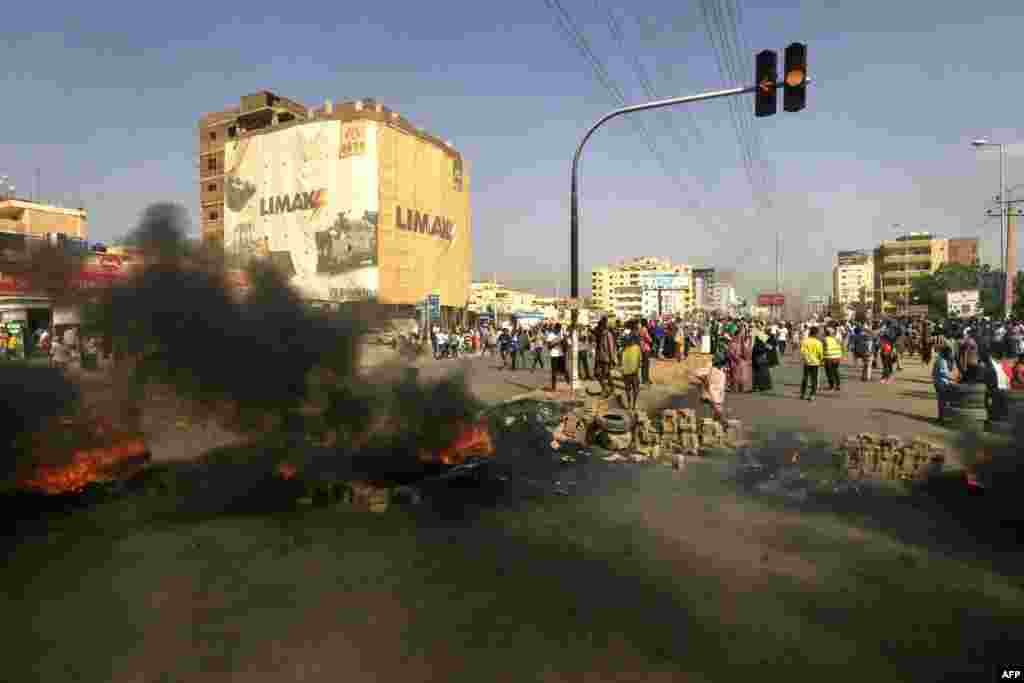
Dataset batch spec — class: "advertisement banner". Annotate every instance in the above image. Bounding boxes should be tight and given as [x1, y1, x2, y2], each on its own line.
[223, 120, 379, 303]
[757, 293, 785, 307]
[947, 290, 979, 318]
[641, 273, 689, 291]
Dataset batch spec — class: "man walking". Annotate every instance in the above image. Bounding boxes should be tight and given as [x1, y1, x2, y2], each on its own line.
[800, 325, 824, 402]
[823, 326, 843, 391]
[593, 317, 617, 398]
[547, 324, 571, 391]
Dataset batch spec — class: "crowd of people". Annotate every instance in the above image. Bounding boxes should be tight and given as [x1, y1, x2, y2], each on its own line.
[423, 314, 1024, 426]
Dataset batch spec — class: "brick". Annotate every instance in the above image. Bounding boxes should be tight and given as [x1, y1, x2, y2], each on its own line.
[660, 410, 678, 438]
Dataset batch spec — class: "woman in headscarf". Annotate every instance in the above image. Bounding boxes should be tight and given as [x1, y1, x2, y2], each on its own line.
[752, 325, 774, 392]
[724, 333, 739, 392]
[735, 325, 753, 393]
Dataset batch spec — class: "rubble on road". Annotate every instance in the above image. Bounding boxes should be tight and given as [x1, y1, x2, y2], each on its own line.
[836, 433, 947, 482]
[490, 395, 748, 467]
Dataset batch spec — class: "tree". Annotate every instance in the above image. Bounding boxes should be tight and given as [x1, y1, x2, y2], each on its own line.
[909, 263, 1002, 319]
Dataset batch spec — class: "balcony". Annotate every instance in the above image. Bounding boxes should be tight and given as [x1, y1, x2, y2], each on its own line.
[884, 252, 931, 263]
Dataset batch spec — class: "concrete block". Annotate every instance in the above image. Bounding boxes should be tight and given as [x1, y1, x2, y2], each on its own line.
[660, 410, 678, 437]
[724, 419, 743, 446]
[679, 433, 701, 452]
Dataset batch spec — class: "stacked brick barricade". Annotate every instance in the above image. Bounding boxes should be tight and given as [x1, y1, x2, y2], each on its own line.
[554, 399, 745, 465]
[835, 433, 947, 483]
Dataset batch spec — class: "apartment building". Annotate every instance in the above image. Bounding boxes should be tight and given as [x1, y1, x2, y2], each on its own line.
[590, 256, 694, 319]
[0, 197, 87, 240]
[832, 250, 875, 311]
[871, 232, 984, 313]
[198, 91, 471, 308]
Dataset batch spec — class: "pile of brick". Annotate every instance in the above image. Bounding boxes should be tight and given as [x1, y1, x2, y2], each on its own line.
[554, 399, 745, 464]
[836, 433, 947, 481]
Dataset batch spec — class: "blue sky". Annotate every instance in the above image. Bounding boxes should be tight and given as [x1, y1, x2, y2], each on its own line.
[2, 0, 1023, 299]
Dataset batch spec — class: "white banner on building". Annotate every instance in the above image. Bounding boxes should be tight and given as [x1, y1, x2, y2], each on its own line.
[946, 289, 979, 318]
[222, 120, 380, 302]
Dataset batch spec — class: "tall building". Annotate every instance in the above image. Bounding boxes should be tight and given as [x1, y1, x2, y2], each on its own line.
[873, 232, 949, 314]
[692, 267, 715, 309]
[706, 282, 737, 313]
[832, 250, 874, 311]
[198, 92, 471, 310]
[590, 257, 694, 319]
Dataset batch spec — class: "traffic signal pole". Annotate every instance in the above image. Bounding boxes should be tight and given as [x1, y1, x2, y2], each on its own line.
[567, 77, 811, 391]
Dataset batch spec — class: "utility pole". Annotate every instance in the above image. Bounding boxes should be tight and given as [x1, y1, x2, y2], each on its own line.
[1006, 197, 1022, 314]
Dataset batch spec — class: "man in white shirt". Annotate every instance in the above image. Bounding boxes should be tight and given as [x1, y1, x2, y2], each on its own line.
[546, 323, 569, 391]
[777, 325, 789, 356]
[435, 330, 448, 358]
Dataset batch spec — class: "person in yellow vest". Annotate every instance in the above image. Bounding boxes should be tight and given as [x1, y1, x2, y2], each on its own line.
[823, 327, 843, 392]
[620, 321, 643, 411]
[800, 326, 824, 402]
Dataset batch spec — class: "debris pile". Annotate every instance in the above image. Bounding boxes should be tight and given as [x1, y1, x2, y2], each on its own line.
[551, 400, 746, 464]
[836, 433, 947, 482]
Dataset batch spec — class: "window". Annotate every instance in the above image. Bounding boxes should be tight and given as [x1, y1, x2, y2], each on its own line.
[207, 183, 216, 192]
[209, 131, 217, 141]
[208, 211, 219, 221]
[207, 157, 217, 172]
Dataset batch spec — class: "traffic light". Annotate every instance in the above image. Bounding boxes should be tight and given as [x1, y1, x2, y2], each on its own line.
[783, 42, 807, 112]
[754, 50, 778, 118]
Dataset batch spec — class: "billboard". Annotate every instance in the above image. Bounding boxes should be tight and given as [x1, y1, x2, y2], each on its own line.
[947, 289, 979, 318]
[757, 293, 785, 307]
[376, 124, 472, 308]
[222, 120, 380, 303]
[641, 272, 689, 291]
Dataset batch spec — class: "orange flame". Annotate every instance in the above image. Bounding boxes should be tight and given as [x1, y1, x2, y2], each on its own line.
[21, 439, 149, 495]
[419, 420, 494, 466]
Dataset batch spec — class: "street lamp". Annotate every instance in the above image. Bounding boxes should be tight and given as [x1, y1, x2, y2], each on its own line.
[971, 138, 1010, 317]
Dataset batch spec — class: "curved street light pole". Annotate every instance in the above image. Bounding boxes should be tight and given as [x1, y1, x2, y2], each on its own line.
[567, 81, 805, 390]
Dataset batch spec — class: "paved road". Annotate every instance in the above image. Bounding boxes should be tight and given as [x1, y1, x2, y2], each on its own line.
[387, 345, 959, 455]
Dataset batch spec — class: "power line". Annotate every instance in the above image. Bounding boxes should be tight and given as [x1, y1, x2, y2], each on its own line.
[599, 1, 705, 147]
[699, 0, 773, 205]
[699, 0, 760, 198]
[543, 0, 689, 193]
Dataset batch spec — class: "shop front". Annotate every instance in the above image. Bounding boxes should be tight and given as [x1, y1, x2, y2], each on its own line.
[0, 297, 51, 360]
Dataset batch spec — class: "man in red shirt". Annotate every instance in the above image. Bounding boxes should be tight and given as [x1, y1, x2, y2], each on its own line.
[639, 319, 654, 386]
